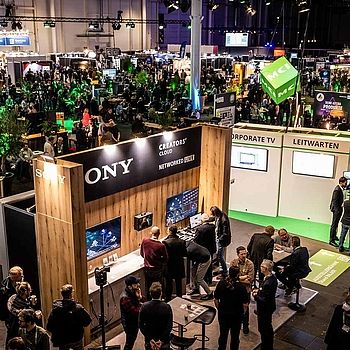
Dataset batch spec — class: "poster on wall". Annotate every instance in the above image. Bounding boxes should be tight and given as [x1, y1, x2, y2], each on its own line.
[60, 127, 202, 202]
[314, 90, 350, 120]
[214, 92, 236, 126]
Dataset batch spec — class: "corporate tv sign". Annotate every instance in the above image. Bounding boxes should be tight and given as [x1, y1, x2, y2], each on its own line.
[0, 33, 30, 46]
[61, 126, 202, 202]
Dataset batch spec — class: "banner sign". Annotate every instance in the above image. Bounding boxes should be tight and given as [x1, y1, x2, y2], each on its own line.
[260, 56, 300, 104]
[214, 92, 236, 126]
[60, 127, 202, 202]
[314, 90, 350, 119]
[0, 34, 30, 46]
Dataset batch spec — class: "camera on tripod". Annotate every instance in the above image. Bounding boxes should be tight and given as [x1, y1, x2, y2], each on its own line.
[94, 266, 110, 287]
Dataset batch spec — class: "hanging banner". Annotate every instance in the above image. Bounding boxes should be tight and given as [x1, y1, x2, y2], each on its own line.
[260, 56, 300, 104]
[314, 90, 350, 119]
[60, 126, 202, 202]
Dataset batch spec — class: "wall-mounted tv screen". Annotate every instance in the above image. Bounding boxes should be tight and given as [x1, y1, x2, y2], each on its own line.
[86, 217, 121, 261]
[225, 33, 249, 47]
[292, 151, 335, 178]
[166, 188, 199, 226]
[231, 145, 268, 171]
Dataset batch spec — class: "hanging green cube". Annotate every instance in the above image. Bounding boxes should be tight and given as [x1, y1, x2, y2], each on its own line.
[260, 56, 300, 105]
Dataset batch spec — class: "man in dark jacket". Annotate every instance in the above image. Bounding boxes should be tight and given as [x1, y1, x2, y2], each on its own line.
[275, 236, 311, 296]
[339, 199, 350, 252]
[247, 225, 275, 284]
[47, 284, 91, 350]
[0, 266, 23, 322]
[120, 275, 144, 350]
[252, 259, 277, 350]
[139, 282, 173, 350]
[162, 225, 187, 302]
[210, 206, 232, 276]
[329, 177, 347, 246]
[186, 241, 213, 300]
[194, 213, 216, 284]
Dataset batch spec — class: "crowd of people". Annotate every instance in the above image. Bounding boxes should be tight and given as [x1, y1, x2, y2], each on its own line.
[1, 204, 350, 349]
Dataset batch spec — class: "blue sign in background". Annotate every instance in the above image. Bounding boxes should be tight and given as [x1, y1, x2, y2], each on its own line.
[0, 35, 30, 46]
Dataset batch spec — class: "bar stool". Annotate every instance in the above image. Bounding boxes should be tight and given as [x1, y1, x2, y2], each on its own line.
[288, 279, 306, 312]
[170, 333, 196, 350]
[193, 305, 217, 350]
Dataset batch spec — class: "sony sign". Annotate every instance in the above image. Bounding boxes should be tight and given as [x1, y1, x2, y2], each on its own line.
[35, 168, 66, 184]
[85, 158, 134, 185]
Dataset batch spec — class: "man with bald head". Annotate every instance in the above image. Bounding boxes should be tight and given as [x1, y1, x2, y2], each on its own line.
[141, 226, 168, 300]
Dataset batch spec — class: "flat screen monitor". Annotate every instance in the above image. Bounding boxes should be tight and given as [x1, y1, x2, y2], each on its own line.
[343, 171, 350, 190]
[166, 188, 199, 226]
[231, 146, 268, 171]
[292, 151, 335, 178]
[190, 213, 202, 229]
[225, 33, 249, 47]
[102, 68, 117, 79]
[86, 217, 121, 261]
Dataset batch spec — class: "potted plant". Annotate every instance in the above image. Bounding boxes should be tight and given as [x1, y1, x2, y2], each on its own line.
[0, 107, 28, 197]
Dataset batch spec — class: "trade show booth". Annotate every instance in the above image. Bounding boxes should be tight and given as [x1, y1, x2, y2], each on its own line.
[229, 123, 350, 242]
[28, 124, 231, 338]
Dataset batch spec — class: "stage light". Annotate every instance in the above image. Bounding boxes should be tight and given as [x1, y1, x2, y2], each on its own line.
[245, 4, 256, 16]
[43, 20, 55, 28]
[88, 21, 100, 30]
[117, 10, 123, 21]
[112, 22, 121, 30]
[208, 1, 219, 10]
[126, 22, 135, 29]
[297, 0, 310, 13]
[265, 0, 271, 5]
[0, 20, 8, 28]
[11, 21, 22, 30]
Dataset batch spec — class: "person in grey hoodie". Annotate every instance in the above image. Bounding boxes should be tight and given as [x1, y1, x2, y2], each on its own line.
[47, 284, 91, 350]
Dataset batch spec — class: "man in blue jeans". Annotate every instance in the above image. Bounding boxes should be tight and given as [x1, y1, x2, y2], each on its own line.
[339, 199, 350, 252]
[211, 206, 232, 277]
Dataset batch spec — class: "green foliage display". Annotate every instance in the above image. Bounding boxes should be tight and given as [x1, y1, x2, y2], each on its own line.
[134, 70, 148, 87]
[0, 107, 28, 172]
[155, 109, 174, 128]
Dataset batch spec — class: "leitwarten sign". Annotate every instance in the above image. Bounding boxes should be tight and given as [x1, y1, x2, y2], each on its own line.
[61, 126, 202, 202]
[260, 56, 300, 104]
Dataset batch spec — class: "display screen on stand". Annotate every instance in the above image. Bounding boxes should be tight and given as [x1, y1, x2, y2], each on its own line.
[166, 188, 199, 226]
[86, 217, 121, 261]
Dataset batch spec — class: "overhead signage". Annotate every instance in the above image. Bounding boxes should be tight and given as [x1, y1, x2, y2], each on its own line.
[232, 129, 283, 147]
[0, 33, 30, 46]
[214, 92, 236, 125]
[283, 133, 350, 154]
[260, 56, 300, 104]
[314, 90, 350, 119]
[60, 127, 202, 202]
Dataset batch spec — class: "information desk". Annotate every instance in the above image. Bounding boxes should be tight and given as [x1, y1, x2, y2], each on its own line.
[167, 297, 208, 337]
[88, 250, 145, 332]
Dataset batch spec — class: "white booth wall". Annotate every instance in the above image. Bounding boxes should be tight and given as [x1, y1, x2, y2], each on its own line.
[278, 133, 350, 224]
[229, 128, 284, 217]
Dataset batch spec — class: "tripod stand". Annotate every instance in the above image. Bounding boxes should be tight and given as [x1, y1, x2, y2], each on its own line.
[89, 267, 120, 350]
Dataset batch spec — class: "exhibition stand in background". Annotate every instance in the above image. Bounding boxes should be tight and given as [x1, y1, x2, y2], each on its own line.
[229, 123, 350, 243]
[30, 124, 231, 340]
